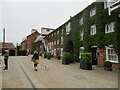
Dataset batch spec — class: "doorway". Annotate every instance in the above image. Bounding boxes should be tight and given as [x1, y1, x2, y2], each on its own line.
[91, 48, 97, 65]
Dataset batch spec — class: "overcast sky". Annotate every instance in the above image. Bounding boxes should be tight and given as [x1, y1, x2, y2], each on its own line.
[0, 0, 96, 45]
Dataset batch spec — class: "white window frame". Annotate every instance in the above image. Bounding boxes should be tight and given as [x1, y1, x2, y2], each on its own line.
[57, 40, 59, 45]
[66, 22, 71, 35]
[49, 42, 51, 50]
[106, 46, 118, 63]
[80, 31, 84, 40]
[61, 29, 63, 34]
[105, 22, 115, 33]
[90, 25, 96, 35]
[57, 30, 59, 34]
[104, 0, 108, 9]
[61, 37, 63, 45]
[80, 17, 83, 25]
[61, 48, 63, 56]
[54, 49, 56, 56]
[54, 41, 56, 45]
[90, 8, 96, 17]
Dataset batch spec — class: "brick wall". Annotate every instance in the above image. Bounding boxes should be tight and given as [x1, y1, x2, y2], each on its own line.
[26, 31, 40, 54]
[97, 47, 106, 67]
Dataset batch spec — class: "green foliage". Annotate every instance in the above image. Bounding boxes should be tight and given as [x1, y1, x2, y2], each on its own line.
[59, 2, 119, 62]
[104, 61, 112, 67]
[47, 52, 51, 57]
[32, 42, 39, 54]
[81, 52, 92, 63]
[63, 52, 71, 60]
[43, 52, 47, 56]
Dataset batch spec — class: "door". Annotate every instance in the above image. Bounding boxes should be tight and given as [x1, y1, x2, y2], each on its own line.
[92, 48, 97, 65]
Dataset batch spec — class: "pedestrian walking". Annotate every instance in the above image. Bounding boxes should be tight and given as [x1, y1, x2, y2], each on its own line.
[32, 51, 40, 71]
[4, 50, 9, 70]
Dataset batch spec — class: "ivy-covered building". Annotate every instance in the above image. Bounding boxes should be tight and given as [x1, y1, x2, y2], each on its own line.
[37, 1, 120, 69]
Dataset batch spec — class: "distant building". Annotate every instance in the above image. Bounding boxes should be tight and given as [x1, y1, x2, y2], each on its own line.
[34, 27, 55, 53]
[0, 42, 17, 56]
[21, 29, 40, 54]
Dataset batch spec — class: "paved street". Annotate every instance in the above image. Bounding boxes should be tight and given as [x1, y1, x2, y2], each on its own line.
[1, 56, 119, 88]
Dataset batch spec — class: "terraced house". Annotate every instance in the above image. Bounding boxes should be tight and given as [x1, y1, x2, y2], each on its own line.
[33, 1, 120, 69]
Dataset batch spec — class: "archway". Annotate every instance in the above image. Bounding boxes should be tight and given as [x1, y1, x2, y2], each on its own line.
[64, 40, 74, 54]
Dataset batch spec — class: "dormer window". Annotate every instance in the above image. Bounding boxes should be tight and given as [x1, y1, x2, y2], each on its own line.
[90, 8, 96, 17]
[66, 22, 71, 35]
[104, 0, 108, 9]
[80, 17, 83, 25]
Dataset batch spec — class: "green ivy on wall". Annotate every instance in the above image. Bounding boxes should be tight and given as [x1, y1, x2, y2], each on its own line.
[60, 2, 120, 61]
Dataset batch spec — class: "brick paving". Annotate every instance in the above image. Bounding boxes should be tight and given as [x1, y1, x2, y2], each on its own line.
[1, 56, 119, 88]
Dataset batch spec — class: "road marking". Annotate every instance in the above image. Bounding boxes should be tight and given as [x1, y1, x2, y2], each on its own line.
[15, 59, 37, 89]
[15, 58, 46, 89]
[18, 63, 37, 89]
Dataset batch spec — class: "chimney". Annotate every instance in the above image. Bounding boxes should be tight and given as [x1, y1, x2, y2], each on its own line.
[31, 29, 37, 34]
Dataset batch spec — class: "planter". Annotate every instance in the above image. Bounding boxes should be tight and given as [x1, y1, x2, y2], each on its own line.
[62, 59, 70, 65]
[80, 62, 92, 70]
[47, 56, 51, 60]
[69, 59, 74, 63]
[104, 67, 112, 71]
[44, 55, 47, 58]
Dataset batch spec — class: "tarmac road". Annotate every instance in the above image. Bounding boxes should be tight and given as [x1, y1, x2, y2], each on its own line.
[1, 56, 119, 88]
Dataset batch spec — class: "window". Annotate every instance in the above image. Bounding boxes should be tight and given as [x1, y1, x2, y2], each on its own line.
[80, 31, 84, 40]
[49, 42, 51, 50]
[54, 49, 56, 56]
[57, 30, 59, 34]
[54, 41, 56, 45]
[66, 22, 71, 35]
[61, 37, 63, 45]
[54, 32, 56, 35]
[52, 42, 53, 46]
[90, 25, 96, 35]
[106, 46, 118, 63]
[52, 50, 54, 55]
[57, 40, 59, 45]
[61, 29, 63, 34]
[80, 17, 83, 25]
[61, 48, 63, 56]
[90, 8, 96, 17]
[104, 1, 108, 9]
[105, 22, 115, 33]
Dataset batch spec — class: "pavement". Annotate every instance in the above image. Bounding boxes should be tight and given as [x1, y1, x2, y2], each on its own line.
[1, 56, 119, 88]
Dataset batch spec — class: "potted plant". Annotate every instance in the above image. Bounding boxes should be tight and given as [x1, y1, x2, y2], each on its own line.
[69, 53, 74, 63]
[104, 61, 112, 71]
[44, 52, 47, 58]
[47, 52, 51, 60]
[62, 52, 71, 65]
[80, 52, 92, 70]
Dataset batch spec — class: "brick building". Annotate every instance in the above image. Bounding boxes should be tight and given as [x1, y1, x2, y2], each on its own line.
[21, 0, 120, 69]
[20, 29, 40, 54]
[33, 27, 55, 54]
[36, 1, 120, 69]
[0, 42, 17, 56]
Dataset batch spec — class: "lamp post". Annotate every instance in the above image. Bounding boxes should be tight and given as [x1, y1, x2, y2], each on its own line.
[2, 28, 5, 55]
